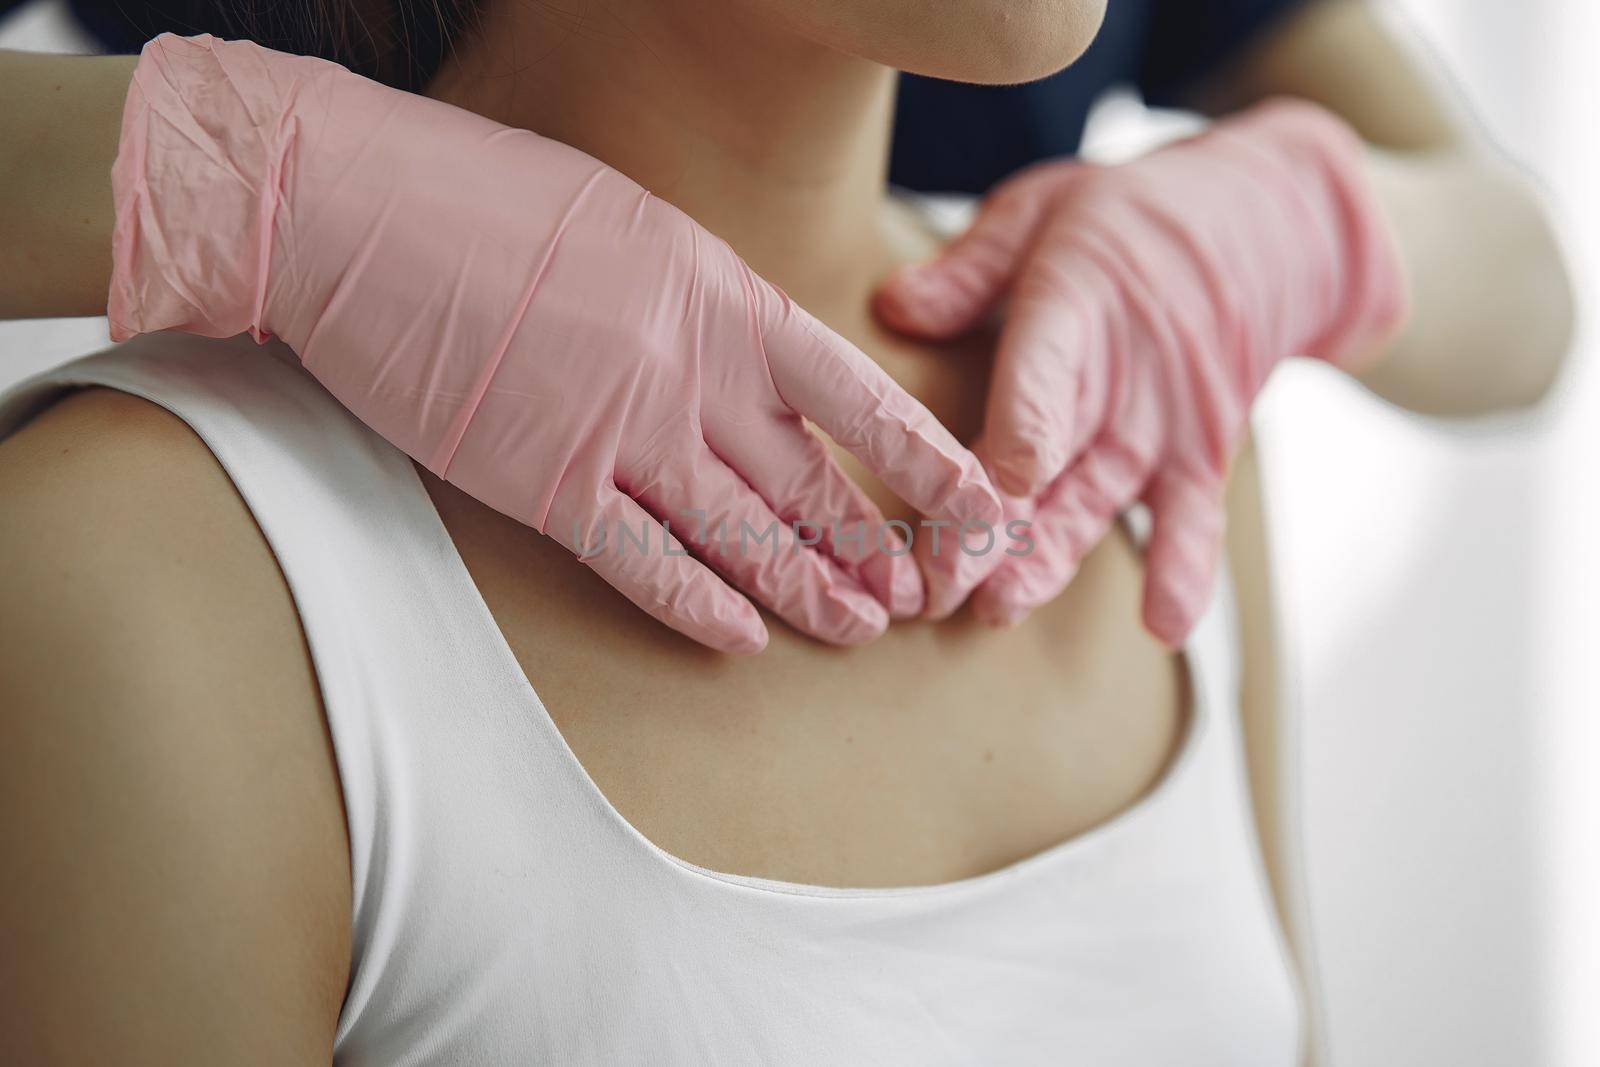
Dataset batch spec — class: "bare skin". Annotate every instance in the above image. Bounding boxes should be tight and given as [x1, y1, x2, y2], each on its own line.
[0, 50, 130, 318]
[0, 0, 1573, 1063]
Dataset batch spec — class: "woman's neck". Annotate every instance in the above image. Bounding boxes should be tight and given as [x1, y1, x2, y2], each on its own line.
[428, 0, 904, 313]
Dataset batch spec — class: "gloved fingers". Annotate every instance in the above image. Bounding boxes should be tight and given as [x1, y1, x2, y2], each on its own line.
[970, 436, 1151, 627]
[982, 252, 1117, 498]
[873, 162, 1082, 340]
[704, 412, 924, 618]
[1138, 468, 1227, 648]
[633, 449, 891, 647]
[759, 295, 1003, 535]
[572, 490, 769, 655]
[914, 505, 1014, 621]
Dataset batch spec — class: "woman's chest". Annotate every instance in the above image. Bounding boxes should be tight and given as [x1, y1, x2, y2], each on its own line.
[439, 476, 1187, 890]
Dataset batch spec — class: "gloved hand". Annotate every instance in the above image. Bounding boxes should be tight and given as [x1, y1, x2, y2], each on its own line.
[875, 99, 1407, 642]
[109, 34, 1000, 654]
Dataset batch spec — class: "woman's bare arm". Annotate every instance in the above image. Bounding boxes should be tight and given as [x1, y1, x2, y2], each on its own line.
[0, 51, 132, 319]
[0, 388, 350, 1063]
[1191, 0, 1576, 415]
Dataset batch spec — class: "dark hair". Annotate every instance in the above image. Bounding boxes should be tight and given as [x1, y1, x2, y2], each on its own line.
[73, 0, 481, 90]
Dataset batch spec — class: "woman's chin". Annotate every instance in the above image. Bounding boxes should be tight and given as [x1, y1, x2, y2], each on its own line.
[873, 0, 1107, 86]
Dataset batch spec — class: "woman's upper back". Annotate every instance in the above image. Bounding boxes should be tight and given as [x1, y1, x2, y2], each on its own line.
[0, 332, 1298, 1064]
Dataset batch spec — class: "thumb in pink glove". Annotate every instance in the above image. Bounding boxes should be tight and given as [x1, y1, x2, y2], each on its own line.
[876, 99, 1408, 643]
[109, 34, 1001, 653]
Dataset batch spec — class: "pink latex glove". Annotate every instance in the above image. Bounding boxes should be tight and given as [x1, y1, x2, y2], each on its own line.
[876, 99, 1407, 643]
[108, 34, 1001, 654]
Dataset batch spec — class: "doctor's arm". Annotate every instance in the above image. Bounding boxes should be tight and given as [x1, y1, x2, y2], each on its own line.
[1189, 0, 1576, 416]
[0, 50, 129, 318]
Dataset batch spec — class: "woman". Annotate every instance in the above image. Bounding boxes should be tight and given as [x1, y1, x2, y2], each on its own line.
[0, 3, 1571, 1066]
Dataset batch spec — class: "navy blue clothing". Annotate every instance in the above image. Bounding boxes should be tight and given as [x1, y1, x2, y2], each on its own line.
[5, 0, 1310, 193]
[892, 0, 1309, 192]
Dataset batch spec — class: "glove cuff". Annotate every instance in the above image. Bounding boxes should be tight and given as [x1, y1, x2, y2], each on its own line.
[1234, 98, 1412, 371]
[107, 34, 327, 344]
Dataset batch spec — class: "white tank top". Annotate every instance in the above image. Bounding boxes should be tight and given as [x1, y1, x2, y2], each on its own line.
[0, 332, 1301, 1066]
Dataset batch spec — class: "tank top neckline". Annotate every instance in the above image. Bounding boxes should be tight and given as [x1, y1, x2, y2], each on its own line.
[398, 456, 1214, 903]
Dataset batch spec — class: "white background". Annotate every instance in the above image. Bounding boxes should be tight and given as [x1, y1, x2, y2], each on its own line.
[1, 1, 1594, 1062]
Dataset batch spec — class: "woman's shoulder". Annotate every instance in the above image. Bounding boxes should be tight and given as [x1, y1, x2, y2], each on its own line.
[0, 385, 297, 677]
[0, 386, 258, 639]
[0, 386, 350, 1062]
